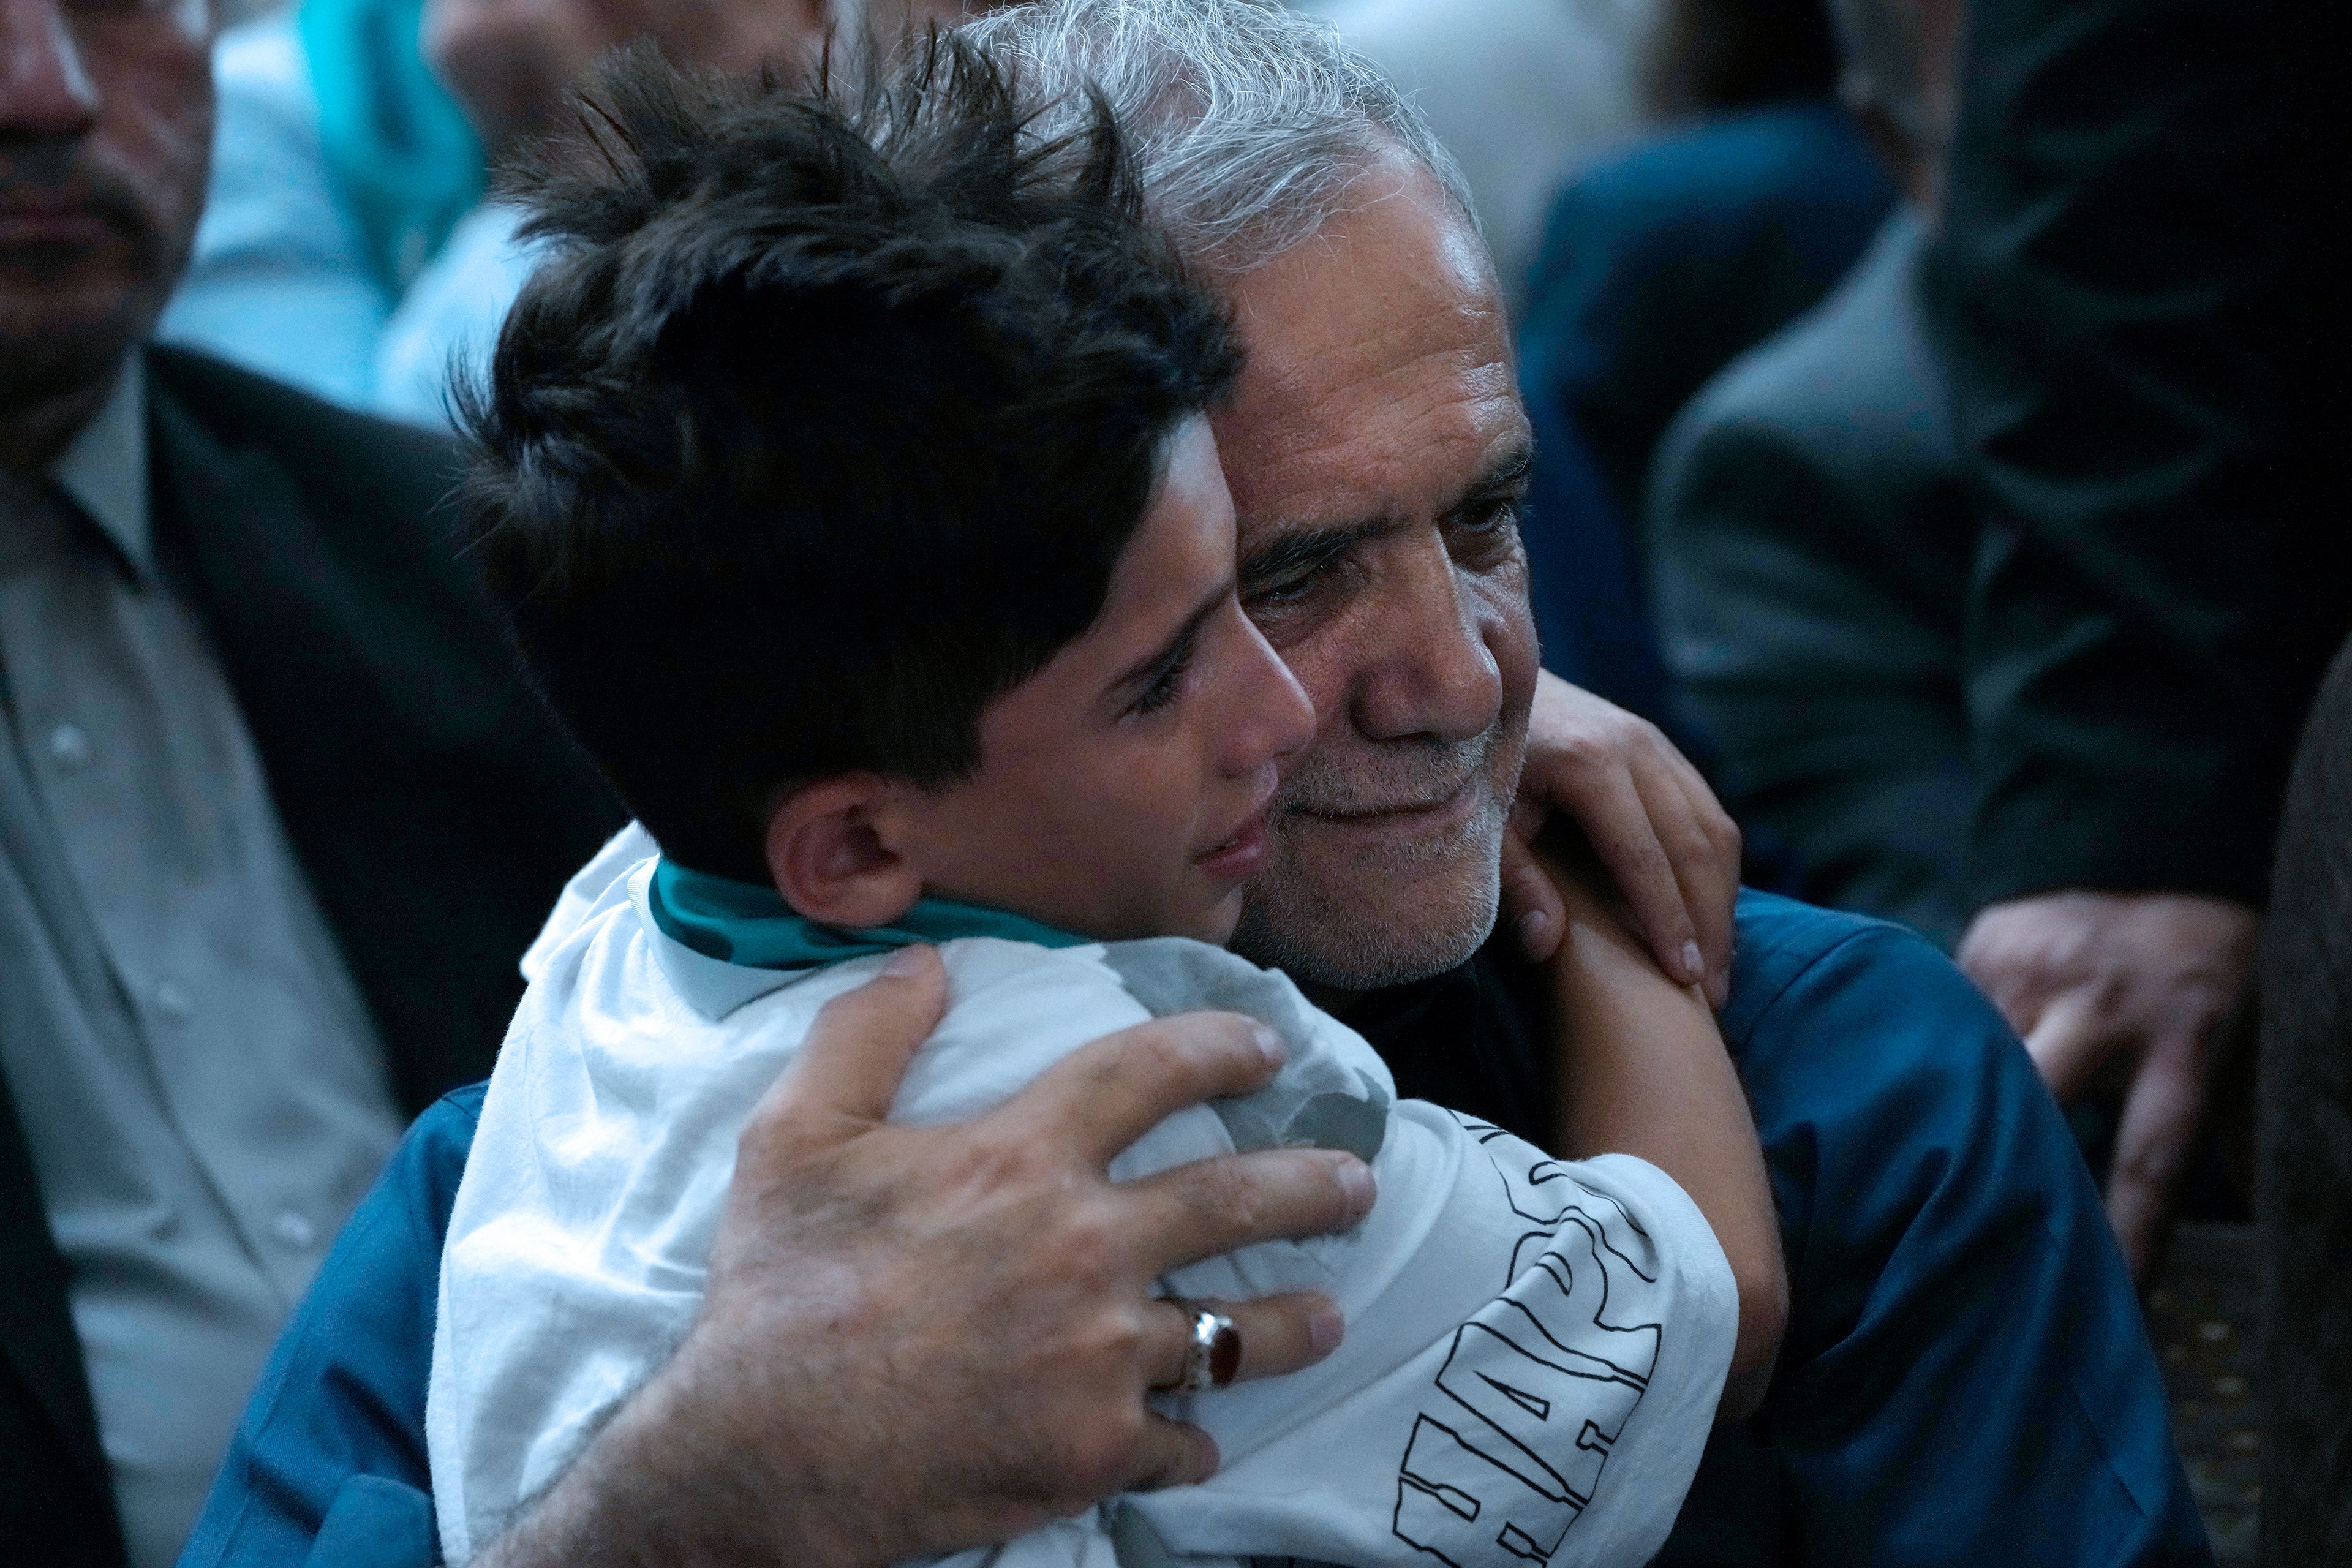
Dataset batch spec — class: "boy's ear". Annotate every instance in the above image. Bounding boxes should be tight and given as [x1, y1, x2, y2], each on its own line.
[764, 775, 925, 930]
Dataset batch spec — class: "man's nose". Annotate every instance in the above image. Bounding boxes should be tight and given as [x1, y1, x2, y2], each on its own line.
[1351, 535, 1504, 746]
[1, 0, 101, 139]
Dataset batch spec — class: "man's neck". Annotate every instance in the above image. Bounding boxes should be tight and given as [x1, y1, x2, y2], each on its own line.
[1300, 977, 1367, 1018]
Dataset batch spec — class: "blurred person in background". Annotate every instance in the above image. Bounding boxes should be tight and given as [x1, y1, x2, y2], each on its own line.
[1925, 0, 2334, 1297]
[0, 1, 622, 1561]
[1299, 0, 1664, 312]
[159, 0, 996, 423]
[1505, 0, 1894, 782]
[153, 0, 487, 408]
[1514, 0, 1887, 535]
[1645, 0, 1971, 946]
[2256, 646, 2352, 1564]
[1648, 0, 2332, 1333]
[1923, 0, 2338, 1548]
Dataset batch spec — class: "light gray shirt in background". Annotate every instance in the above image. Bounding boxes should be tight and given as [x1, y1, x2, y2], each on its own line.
[1304, 0, 1662, 309]
[0, 364, 409, 1568]
[160, 12, 542, 427]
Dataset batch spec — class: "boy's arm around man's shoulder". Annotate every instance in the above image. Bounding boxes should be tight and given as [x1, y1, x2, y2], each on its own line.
[1533, 833, 1789, 1419]
[1110, 937, 1747, 1568]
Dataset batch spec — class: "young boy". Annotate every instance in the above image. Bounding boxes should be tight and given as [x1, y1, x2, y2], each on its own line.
[428, 40, 1779, 1568]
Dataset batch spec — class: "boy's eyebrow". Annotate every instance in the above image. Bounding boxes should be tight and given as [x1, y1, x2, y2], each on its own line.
[1113, 576, 1234, 692]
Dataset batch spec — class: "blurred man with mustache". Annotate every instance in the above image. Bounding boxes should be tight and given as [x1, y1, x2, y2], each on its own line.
[1, 3, 625, 1562]
[2, 1, 206, 462]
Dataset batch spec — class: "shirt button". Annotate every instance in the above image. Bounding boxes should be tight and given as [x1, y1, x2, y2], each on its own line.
[48, 722, 91, 769]
[270, 1210, 317, 1250]
[152, 979, 194, 1022]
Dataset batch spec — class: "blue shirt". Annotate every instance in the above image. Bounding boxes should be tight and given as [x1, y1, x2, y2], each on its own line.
[176, 894, 2212, 1567]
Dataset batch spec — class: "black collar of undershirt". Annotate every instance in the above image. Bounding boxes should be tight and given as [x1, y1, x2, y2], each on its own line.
[1337, 933, 1558, 1149]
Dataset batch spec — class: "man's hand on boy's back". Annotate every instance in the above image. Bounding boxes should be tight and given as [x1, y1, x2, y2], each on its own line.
[478, 946, 1374, 1568]
[1500, 672, 1743, 1007]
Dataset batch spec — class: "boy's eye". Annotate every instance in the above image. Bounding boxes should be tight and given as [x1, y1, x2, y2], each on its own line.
[1128, 645, 1195, 717]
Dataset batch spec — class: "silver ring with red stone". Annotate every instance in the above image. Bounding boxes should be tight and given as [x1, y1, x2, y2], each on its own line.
[1170, 1299, 1242, 1392]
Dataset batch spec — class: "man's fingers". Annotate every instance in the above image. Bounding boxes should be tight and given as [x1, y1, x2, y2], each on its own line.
[2019, 991, 2114, 1102]
[1141, 1292, 1344, 1389]
[1498, 828, 1568, 962]
[1125, 1148, 1375, 1276]
[1955, 910, 2060, 1031]
[1001, 1012, 1284, 1170]
[2105, 1040, 2209, 1284]
[745, 944, 949, 1158]
[1117, 1416, 1220, 1493]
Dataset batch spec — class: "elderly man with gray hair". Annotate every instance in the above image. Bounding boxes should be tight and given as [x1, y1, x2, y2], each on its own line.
[182, 4, 2207, 1567]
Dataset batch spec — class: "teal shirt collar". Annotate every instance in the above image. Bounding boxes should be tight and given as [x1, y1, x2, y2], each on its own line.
[647, 858, 1088, 971]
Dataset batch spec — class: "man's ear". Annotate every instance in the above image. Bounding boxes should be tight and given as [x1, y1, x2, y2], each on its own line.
[764, 776, 925, 929]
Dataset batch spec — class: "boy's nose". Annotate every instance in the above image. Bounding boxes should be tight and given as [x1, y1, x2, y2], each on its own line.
[1232, 625, 1316, 774]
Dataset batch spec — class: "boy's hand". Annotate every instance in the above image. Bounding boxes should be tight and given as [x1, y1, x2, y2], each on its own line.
[480, 946, 1373, 1568]
[1500, 672, 1741, 1007]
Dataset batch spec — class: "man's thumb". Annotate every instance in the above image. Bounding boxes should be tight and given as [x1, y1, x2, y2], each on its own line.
[746, 944, 949, 1155]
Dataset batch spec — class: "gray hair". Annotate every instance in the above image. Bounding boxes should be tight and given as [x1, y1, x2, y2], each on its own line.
[959, 0, 1477, 271]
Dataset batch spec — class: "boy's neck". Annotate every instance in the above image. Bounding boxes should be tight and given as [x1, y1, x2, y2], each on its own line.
[649, 858, 1091, 971]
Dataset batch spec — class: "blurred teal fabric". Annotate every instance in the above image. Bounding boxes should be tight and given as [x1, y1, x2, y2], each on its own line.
[162, 1, 491, 412]
[296, 0, 483, 297]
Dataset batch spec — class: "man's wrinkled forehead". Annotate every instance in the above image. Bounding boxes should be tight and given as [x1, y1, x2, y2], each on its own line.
[1207, 163, 1525, 555]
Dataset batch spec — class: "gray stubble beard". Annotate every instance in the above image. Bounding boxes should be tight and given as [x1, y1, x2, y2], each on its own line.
[1230, 785, 1508, 998]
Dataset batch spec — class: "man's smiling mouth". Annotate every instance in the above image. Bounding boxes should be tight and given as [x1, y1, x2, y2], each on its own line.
[1292, 769, 1481, 826]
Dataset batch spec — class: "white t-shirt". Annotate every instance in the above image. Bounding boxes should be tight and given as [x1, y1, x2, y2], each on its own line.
[428, 826, 1737, 1567]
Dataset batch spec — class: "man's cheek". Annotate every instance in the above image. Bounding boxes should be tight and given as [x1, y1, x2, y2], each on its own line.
[1259, 811, 1346, 905]
[1480, 578, 1540, 706]
[1262, 622, 1360, 738]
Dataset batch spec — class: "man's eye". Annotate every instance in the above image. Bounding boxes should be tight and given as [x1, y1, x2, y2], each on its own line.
[1245, 569, 1320, 608]
[1458, 500, 1520, 536]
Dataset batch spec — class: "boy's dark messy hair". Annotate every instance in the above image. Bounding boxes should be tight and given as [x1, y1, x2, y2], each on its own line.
[458, 36, 1240, 881]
